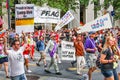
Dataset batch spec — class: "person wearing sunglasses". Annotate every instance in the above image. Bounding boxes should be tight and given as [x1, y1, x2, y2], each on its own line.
[4, 38, 27, 80]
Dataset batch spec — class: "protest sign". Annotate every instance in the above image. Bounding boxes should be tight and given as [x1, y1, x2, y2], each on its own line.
[15, 4, 34, 33]
[61, 41, 76, 61]
[15, 4, 34, 19]
[34, 6, 60, 23]
[77, 13, 112, 33]
[55, 10, 74, 31]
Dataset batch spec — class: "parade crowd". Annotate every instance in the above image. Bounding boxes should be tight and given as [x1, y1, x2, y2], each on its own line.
[0, 26, 120, 80]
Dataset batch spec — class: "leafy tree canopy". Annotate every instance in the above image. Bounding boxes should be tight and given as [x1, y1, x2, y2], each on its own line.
[0, 0, 120, 20]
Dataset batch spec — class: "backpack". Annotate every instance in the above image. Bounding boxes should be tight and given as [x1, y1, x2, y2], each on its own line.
[96, 54, 101, 69]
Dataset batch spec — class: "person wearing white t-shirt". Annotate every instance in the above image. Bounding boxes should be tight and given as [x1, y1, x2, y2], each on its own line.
[4, 40, 27, 80]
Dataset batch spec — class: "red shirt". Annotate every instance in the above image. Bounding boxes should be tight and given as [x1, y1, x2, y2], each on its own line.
[23, 44, 30, 55]
[55, 33, 59, 43]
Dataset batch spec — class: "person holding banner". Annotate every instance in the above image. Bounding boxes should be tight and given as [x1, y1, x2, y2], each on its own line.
[44, 33, 62, 75]
[74, 34, 86, 75]
[84, 31, 97, 80]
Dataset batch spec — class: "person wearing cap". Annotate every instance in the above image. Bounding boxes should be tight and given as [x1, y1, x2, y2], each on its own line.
[84, 31, 97, 80]
[44, 33, 62, 75]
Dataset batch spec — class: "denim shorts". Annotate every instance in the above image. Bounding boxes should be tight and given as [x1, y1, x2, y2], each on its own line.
[0, 57, 8, 64]
[11, 73, 27, 80]
[101, 69, 113, 78]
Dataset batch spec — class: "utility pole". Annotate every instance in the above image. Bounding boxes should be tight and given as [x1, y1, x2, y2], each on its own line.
[7, 0, 11, 29]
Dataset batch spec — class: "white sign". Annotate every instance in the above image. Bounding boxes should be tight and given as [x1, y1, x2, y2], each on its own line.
[55, 10, 74, 31]
[34, 6, 60, 23]
[77, 13, 112, 33]
[15, 4, 34, 19]
[16, 25, 34, 33]
[61, 41, 76, 61]
[15, 4, 34, 33]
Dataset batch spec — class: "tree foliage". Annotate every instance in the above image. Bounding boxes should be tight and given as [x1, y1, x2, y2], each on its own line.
[93, 0, 120, 20]
[27, 0, 90, 12]
[101, 0, 120, 20]
[0, 0, 90, 16]
[0, 0, 120, 20]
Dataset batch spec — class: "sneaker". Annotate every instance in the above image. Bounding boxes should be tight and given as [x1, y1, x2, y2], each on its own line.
[27, 69, 32, 73]
[36, 63, 40, 66]
[58, 60, 61, 63]
[82, 74, 88, 80]
[44, 70, 51, 73]
[76, 73, 82, 76]
[6, 76, 10, 78]
[71, 62, 74, 67]
[56, 72, 62, 75]
[44, 64, 47, 67]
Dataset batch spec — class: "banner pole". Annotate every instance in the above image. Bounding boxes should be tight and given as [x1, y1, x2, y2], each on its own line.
[87, 34, 99, 54]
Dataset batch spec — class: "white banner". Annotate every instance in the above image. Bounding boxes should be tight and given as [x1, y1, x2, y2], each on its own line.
[55, 10, 74, 31]
[34, 6, 60, 23]
[77, 13, 112, 33]
[15, 4, 34, 33]
[15, 4, 34, 19]
[61, 41, 76, 61]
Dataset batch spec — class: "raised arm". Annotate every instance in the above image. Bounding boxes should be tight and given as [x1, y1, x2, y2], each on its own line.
[3, 37, 9, 55]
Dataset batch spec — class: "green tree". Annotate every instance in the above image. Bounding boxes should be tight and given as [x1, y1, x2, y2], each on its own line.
[0, 1, 2, 16]
[93, 0, 120, 20]
[0, 0, 90, 17]
[109, 0, 120, 20]
[1, 0, 120, 19]
[27, 0, 90, 12]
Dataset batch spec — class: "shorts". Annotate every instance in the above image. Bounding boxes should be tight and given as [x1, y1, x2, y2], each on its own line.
[101, 69, 113, 78]
[0, 57, 8, 64]
[39, 51, 45, 59]
[85, 53, 97, 68]
[24, 55, 29, 59]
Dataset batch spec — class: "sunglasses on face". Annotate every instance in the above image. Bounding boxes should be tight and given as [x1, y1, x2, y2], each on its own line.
[15, 43, 20, 45]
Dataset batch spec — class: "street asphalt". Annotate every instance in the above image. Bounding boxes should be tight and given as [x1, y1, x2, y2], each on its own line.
[0, 51, 104, 80]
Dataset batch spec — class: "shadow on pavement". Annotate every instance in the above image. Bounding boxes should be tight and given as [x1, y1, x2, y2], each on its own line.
[27, 75, 40, 80]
